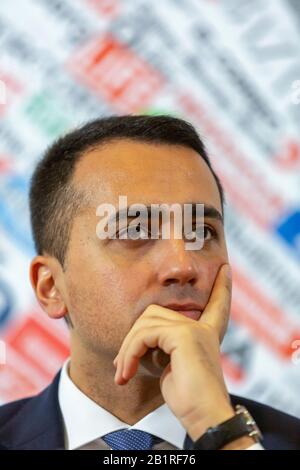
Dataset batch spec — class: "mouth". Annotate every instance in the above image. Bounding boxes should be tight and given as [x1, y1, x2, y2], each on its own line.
[162, 303, 203, 321]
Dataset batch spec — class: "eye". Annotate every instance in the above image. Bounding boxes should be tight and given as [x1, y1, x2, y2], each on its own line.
[117, 223, 150, 240]
[187, 224, 218, 241]
[203, 225, 217, 240]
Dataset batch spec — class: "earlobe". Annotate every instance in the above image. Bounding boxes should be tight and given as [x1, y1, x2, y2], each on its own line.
[29, 255, 68, 320]
[48, 303, 68, 320]
[47, 283, 68, 319]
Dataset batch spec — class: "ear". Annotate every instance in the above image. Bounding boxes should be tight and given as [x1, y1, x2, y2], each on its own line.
[29, 255, 68, 320]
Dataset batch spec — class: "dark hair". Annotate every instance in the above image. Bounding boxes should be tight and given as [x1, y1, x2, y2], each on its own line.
[29, 114, 225, 266]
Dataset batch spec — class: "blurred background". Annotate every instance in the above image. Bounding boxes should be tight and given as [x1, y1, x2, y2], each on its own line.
[0, 0, 300, 416]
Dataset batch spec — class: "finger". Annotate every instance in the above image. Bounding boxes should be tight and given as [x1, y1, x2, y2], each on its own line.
[199, 264, 232, 341]
[121, 327, 162, 382]
[114, 312, 185, 368]
[117, 324, 179, 384]
[113, 308, 193, 383]
[115, 348, 169, 383]
[151, 347, 170, 369]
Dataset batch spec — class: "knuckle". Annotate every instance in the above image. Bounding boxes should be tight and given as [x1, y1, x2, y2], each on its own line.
[143, 304, 160, 318]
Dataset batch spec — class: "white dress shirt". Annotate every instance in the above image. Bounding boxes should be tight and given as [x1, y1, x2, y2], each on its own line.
[58, 359, 263, 450]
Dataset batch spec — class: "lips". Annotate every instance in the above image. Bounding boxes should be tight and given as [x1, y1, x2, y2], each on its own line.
[177, 309, 202, 320]
[162, 303, 203, 321]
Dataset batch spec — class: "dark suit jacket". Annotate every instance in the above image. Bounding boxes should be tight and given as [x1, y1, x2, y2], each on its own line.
[0, 371, 300, 449]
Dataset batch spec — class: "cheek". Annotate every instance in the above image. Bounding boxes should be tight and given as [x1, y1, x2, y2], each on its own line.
[82, 259, 147, 319]
[200, 256, 228, 304]
[64, 263, 147, 351]
[206, 263, 219, 288]
[98, 265, 143, 307]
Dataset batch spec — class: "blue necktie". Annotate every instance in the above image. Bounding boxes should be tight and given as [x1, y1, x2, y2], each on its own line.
[102, 429, 161, 450]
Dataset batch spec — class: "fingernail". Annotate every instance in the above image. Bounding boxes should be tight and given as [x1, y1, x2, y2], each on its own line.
[113, 355, 119, 366]
[114, 365, 120, 383]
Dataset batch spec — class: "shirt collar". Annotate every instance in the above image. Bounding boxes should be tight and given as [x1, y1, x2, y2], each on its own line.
[58, 359, 187, 450]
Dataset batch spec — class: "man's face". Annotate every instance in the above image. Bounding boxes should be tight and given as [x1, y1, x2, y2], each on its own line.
[62, 139, 229, 361]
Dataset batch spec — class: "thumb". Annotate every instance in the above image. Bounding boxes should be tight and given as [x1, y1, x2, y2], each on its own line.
[199, 264, 232, 342]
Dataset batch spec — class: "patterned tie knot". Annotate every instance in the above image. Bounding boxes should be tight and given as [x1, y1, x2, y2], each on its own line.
[102, 428, 160, 450]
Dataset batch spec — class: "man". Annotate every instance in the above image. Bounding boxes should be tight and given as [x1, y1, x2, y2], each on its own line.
[0, 115, 300, 450]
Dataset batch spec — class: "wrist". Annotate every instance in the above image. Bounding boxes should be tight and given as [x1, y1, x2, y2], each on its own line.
[181, 403, 235, 442]
[183, 404, 263, 450]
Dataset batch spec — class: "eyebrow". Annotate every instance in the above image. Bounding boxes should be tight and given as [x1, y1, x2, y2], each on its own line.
[108, 203, 224, 225]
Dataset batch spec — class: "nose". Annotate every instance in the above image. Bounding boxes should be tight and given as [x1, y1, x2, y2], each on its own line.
[157, 238, 200, 287]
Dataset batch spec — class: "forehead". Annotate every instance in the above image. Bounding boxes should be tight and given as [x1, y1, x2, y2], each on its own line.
[72, 139, 222, 211]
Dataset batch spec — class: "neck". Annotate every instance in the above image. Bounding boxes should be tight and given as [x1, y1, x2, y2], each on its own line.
[68, 340, 165, 425]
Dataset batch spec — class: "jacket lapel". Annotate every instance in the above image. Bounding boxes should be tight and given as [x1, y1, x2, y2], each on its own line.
[0, 372, 65, 450]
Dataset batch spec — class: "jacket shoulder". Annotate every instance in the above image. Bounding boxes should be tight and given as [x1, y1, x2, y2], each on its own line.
[0, 371, 64, 450]
[231, 395, 300, 449]
[184, 395, 300, 450]
[0, 396, 35, 427]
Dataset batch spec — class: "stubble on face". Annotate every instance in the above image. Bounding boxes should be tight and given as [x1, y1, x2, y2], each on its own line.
[60, 139, 227, 422]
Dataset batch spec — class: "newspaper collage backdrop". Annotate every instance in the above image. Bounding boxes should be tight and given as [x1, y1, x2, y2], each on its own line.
[0, 0, 300, 417]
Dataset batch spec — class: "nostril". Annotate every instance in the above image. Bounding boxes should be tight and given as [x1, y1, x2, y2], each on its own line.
[163, 278, 179, 286]
[163, 277, 197, 287]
